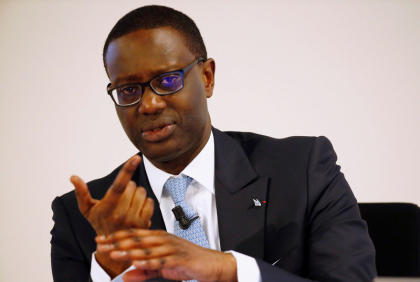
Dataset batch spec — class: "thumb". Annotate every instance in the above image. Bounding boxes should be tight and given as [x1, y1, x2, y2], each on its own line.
[70, 175, 97, 216]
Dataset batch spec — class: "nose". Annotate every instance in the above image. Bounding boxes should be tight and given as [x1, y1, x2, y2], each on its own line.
[138, 86, 166, 115]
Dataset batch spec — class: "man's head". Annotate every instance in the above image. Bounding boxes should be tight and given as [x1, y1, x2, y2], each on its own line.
[103, 6, 215, 173]
[103, 5, 207, 72]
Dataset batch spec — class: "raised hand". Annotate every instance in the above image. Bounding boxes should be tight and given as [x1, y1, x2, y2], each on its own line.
[70, 155, 154, 235]
[70, 155, 155, 278]
[96, 229, 238, 282]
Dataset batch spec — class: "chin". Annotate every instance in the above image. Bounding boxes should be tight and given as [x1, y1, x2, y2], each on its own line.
[137, 140, 185, 163]
[143, 149, 179, 163]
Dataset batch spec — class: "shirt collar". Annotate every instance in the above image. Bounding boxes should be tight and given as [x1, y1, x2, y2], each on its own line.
[143, 131, 215, 203]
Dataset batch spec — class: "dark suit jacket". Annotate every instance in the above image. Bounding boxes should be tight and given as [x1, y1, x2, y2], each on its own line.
[51, 128, 377, 281]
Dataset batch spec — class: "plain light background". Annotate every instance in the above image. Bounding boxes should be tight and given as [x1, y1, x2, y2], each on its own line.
[0, 0, 419, 281]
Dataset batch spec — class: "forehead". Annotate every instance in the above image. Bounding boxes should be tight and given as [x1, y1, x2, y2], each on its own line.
[105, 27, 195, 84]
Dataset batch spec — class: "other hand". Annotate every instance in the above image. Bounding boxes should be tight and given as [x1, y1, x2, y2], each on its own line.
[96, 229, 238, 282]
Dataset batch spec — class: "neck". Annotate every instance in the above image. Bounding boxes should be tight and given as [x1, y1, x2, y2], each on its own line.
[149, 123, 212, 175]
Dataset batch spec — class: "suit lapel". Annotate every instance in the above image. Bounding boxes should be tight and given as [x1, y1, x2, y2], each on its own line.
[136, 154, 167, 231]
[213, 129, 268, 259]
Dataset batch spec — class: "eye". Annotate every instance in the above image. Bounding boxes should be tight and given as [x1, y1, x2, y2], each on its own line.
[118, 85, 141, 96]
[114, 85, 142, 105]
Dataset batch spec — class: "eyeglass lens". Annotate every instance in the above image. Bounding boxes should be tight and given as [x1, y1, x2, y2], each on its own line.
[150, 72, 183, 93]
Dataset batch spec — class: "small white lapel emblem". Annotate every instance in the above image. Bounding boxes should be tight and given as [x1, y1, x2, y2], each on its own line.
[253, 198, 262, 207]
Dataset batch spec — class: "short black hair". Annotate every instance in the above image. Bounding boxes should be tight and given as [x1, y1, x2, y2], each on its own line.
[103, 5, 207, 70]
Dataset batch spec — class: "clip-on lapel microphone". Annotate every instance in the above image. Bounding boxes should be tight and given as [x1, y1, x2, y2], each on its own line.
[172, 206, 199, 230]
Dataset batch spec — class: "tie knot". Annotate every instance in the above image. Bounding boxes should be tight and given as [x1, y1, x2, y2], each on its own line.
[163, 174, 193, 204]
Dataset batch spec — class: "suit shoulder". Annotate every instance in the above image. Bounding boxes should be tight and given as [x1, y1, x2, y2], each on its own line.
[224, 130, 318, 158]
[224, 130, 316, 145]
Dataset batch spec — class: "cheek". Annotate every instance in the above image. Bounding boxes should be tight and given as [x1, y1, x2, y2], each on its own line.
[116, 108, 129, 128]
[176, 77, 209, 123]
[173, 93, 209, 148]
[116, 108, 140, 139]
[188, 93, 209, 126]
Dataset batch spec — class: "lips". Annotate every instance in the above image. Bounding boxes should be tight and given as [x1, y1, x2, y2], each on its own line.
[141, 121, 176, 142]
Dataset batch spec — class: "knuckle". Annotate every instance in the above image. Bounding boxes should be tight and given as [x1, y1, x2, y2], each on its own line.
[166, 257, 176, 268]
[170, 256, 182, 267]
[143, 248, 152, 256]
[130, 249, 141, 258]
[124, 218, 134, 226]
[111, 184, 124, 194]
[156, 230, 166, 236]
[145, 259, 153, 268]
[111, 213, 124, 224]
[117, 239, 129, 249]
[123, 164, 135, 174]
[133, 229, 143, 237]
[125, 221, 134, 227]
[138, 187, 146, 196]
[126, 228, 138, 237]
[124, 239, 135, 249]
[160, 234, 171, 243]
[114, 230, 126, 238]
[135, 218, 145, 228]
[125, 250, 133, 259]
[132, 236, 142, 243]
[168, 236, 178, 246]
[166, 244, 177, 255]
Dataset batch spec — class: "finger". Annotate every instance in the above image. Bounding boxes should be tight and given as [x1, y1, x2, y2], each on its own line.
[97, 233, 167, 253]
[123, 269, 159, 282]
[104, 155, 141, 203]
[96, 229, 137, 244]
[125, 187, 147, 227]
[138, 198, 154, 227]
[132, 256, 175, 270]
[112, 181, 137, 223]
[96, 229, 166, 244]
[70, 175, 97, 215]
[110, 244, 175, 261]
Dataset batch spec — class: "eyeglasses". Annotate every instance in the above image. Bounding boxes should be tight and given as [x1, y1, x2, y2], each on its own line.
[107, 57, 206, 107]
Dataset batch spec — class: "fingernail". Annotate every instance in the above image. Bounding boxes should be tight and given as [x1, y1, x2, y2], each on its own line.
[97, 244, 114, 252]
[134, 260, 146, 267]
[111, 250, 127, 258]
[131, 157, 140, 167]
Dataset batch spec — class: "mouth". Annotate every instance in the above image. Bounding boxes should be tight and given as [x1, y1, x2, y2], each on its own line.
[141, 121, 176, 142]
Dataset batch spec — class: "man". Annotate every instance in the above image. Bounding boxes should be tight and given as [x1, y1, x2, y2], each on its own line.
[50, 5, 376, 282]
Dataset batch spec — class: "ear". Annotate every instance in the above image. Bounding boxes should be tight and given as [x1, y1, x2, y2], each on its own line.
[201, 58, 215, 98]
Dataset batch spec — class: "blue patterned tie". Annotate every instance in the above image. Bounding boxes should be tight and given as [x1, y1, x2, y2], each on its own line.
[164, 175, 210, 250]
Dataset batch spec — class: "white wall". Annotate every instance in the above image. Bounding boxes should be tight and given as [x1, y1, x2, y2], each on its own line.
[0, 0, 419, 281]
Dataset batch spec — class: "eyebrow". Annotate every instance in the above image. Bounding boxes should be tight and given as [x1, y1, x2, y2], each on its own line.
[114, 75, 144, 86]
[113, 63, 184, 87]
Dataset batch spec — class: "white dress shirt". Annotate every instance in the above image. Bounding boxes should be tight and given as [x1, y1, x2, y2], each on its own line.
[91, 132, 261, 281]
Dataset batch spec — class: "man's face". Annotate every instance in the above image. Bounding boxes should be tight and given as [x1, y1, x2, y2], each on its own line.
[105, 27, 214, 164]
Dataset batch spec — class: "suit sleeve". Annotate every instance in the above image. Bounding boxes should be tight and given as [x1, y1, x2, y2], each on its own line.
[256, 136, 377, 282]
[50, 196, 91, 282]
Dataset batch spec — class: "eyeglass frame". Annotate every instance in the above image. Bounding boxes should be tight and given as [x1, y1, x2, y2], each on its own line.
[107, 57, 206, 107]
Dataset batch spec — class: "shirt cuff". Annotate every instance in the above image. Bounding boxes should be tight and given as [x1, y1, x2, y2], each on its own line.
[90, 252, 135, 282]
[226, 250, 262, 282]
